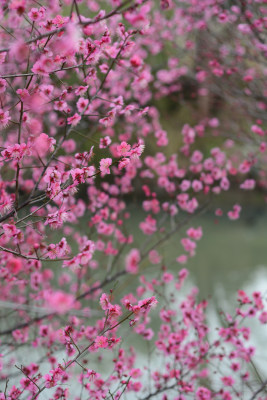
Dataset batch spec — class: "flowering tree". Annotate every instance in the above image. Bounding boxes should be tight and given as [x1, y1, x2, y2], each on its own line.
[0, 0, 267, 399]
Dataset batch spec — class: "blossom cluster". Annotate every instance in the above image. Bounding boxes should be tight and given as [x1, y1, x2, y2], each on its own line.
[0, 0, 266, 399]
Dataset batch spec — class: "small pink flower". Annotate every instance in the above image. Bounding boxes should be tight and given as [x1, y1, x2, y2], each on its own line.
[130, 140, 145, 159]
[0, 79, 7, 93]
[176, 255, 188, 264]
[32, 56, 54, 76]
[1, 143, 31, 160]
[130, 55, 142, 68]
[227, 204, 241, 220]
[259, 311, 267, 324]
[75, 86, 88, 96]
[99, 293, 110, 310]
[95, 336, 109, 349]
[45, 291, 75, 314]
[77, 98, 89, 113]
[52, 14, 69, 27]
[99, 110, 115, 127]
[34, 133, 56, 157]
[99, 158, 112, 176]
[191, 150, 203, 163]
[251, 125, 265, 136]
[85, 369, 97, 381]
[149, 250, 162, 264]
[221, 376, 234, 386]
[192, 180, 203, 192]
[139, 215, 157, 235]
[7, 257, 23, 274]
[44, 374, 55, 388]
[180, 180, 191, 192]
[240, 179, 256, 190]
[99, 136, 111, 149]
[28, 7, 44, 21]
[125, 248, 140, 274]
[196, 387, 211, 400]
[117, 141, 131, 157]
[155, 130, 168, 146]
[139, 296, 158, 311]
[118, 157, 130, 170]
[187, 227, 203, 240]
[0, 109, 10, 127]
[215, 208, 223, 216]
[67, 113, 81, 126]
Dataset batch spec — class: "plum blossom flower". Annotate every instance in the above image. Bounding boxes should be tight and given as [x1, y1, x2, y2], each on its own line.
[46, 238, 70, 259]
[139, 296, 158, 311]
[2, 224, 24, 243]
[94, 336, 109, 349]
[44, 290, 75, 314]
[176, 255, 188, 264]
[117, 141, 131, 156]
[100, 158, 112, 176]
[196, 387, 211, 400]
[125, 248, 140, 274]
[181, 238, 196, 256]
[77, 98, 89, 113]
[7, 257, 23, 274]
[139, 215, 157, 235]
[75, 85, 88, 96]
[227, 204, 241, 220]
[44, 208, 70, 229]
[1, 143, 31, 160]
[155, 130, 168, 146]
[85, 369, 97, 381]
[63, 240, 95, 268]
[67, 113, 81, 126]
[240, 179, 256, 190]
[100, 293, 110, 310]
[44, 374, 56, 388]
[99, 136, 111, 149]
[130, 140, 145, 159]
[33, 133, 56, 157]
[99, 110, 116, 127]
[118, 157, 130, 170]
[187, 227, 203, 240]
[149, 250, 162, 264]
[32, 56, 54, 76]
[0, 79, 7, 93]
[259, 311, 267, 324]
[0, 109, 11, 127]
[221, 376, 235, 386]
[130, 55, 142, 68]
[28, 7, 45, 21]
